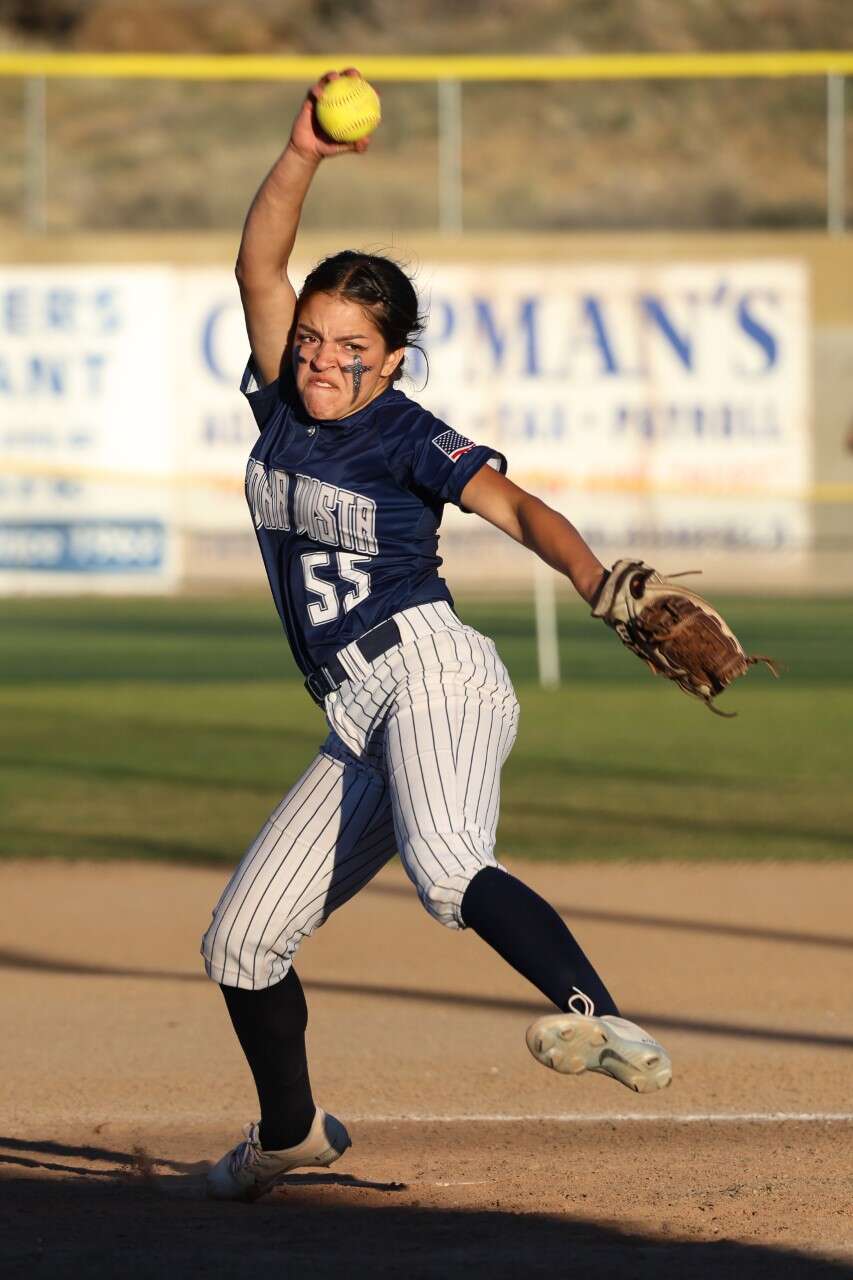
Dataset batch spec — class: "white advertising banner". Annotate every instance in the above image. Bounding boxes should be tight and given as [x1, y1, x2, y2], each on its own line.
[0, 267, 177, 591]
[0, 259, 810, 593]
[412, 261, 811, 554]
[175, 258, 811, 558]
[174, 269, 255, 533]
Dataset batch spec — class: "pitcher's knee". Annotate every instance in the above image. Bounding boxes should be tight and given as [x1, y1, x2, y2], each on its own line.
[421, 872, 481, 928]
[409, 844, 502, 926]
[201, 909, 303, 990]
[400, 833, 502, 929]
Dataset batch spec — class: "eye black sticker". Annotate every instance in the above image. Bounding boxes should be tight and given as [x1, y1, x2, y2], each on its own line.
[342, 354, 372, 399]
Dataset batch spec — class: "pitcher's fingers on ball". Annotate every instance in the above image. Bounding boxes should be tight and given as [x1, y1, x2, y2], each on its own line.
[309, 66, 363, 100]
[309, 68, 342, 100]
[344, 67, 380, 101]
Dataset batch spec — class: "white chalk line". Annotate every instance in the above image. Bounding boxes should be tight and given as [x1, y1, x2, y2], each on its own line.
[434, 1181, 490, 1187]
[349, 1111, 853, 1124]
[16, 1110, 852, 1131]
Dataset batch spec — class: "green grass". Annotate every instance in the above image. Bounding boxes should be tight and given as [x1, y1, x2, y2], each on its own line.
[1, 596, 850, 865]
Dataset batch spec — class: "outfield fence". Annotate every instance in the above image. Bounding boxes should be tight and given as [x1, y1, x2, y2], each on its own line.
[0, 50, 851, 235]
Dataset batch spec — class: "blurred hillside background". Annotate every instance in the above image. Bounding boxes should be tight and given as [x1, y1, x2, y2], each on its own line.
[1, 0, 852, 233]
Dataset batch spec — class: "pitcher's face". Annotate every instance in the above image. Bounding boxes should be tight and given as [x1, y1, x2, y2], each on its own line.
[293, 292, 403, 420]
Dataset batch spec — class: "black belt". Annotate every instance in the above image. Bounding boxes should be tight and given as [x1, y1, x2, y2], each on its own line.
[304, 617, 402, 706]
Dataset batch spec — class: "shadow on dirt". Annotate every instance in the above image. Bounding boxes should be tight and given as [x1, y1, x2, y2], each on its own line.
[1, 946, 851, 1052]
[0, 1158, 848, 1280]
[0, 1135, 405, 1193]
[368, 881, 853, 951]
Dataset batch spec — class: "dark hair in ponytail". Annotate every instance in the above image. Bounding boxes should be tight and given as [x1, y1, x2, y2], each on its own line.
[296, 250, 426, 383]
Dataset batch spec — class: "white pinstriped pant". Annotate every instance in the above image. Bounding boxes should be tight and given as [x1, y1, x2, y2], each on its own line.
[202, 602, 520, 990]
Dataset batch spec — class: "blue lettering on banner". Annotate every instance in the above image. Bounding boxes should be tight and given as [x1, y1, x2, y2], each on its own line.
[0, 477, 83, 502]
[0, 521, 166, 572]
[0, 352, 111, 398]
[2, 289, 28, 334]
[610, 400, 781, 441]
[0, 286, 123, 336]
[423, 281, 784, 383]
[201, 298, 244, 383]
[442, 399, 782, 445]
[201, 409, 256, 446]
[27, 356, 66, 395]
[201, 301, 229, 382]
[640, 295, 693, 369]
[736, 291, 778, 373]
[473, 298, 540, 375]
[0, 428, 96, 451]
[94, 289, 122, 334]
[576, 296, 620, 375]
[83, 352, 108, 395]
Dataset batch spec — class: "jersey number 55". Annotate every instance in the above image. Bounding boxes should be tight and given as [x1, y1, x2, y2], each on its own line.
[301, 551, 372, 625]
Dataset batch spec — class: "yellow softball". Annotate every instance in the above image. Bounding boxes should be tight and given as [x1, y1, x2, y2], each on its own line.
[316, 75, 381, 143]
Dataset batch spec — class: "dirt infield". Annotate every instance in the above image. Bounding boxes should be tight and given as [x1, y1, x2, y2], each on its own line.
[2, 858, 851, 1277]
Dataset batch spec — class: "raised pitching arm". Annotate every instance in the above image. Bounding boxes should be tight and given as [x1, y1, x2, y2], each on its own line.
[235, 69, 372, 387]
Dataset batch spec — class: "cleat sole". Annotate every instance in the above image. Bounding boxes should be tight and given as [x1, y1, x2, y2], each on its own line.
[526, 1013, 672, 1093]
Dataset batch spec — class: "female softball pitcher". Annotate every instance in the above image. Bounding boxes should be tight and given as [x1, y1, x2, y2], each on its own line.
[203, 69, 672, 1202]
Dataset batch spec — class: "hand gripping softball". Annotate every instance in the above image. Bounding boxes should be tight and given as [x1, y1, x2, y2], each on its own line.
[591, 559, 779, 716]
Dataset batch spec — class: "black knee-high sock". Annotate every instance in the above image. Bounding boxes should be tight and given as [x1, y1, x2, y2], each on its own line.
[460, 867, 620, 1016]
[220, 968, 316, 1151]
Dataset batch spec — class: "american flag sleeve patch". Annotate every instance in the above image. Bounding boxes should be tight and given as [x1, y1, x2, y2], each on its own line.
[432, 428, 476, 462]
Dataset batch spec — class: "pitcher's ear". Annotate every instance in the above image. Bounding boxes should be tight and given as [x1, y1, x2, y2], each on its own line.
[381, 346, 405, 378]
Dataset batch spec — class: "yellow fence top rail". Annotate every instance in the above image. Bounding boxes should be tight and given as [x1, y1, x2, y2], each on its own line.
[0, 50, 852, 81]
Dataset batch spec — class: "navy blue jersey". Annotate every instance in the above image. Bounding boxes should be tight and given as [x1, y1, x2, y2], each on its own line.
[241, 360, 507, 676]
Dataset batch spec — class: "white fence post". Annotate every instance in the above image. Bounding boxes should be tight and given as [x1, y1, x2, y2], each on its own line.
[534, 561, 561, 689]
[437, 77, 463, 234]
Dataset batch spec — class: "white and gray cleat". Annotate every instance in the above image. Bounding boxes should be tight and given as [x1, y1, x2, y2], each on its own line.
[206, 1107, 351, 1202]
[526, 1013, 672, 1094]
